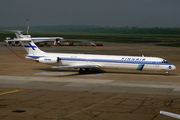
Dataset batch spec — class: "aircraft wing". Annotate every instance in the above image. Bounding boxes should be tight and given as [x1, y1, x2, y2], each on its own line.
[31, 37, 65, 43]
[5, 38, 31, 42]
[51, 65, 100, 69]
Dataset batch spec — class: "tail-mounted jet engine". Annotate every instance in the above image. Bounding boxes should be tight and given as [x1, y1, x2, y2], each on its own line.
[35, 57, 59, 64]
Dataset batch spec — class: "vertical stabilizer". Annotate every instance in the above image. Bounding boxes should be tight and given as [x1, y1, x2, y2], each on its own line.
[14, 31, 24, 38]
[14, 31, 31, 38]
[21, 40, 45, 55]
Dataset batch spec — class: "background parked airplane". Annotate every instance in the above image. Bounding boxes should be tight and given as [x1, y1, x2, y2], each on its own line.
[5, 30, 65, 46]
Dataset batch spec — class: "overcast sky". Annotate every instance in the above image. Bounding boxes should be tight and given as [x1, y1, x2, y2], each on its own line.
[0, 0, 180, 27]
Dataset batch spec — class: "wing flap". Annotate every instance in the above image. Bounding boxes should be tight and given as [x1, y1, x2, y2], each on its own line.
[52, 65, 99, 69]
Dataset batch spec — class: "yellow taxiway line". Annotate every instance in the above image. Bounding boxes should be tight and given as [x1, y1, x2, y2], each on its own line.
[0, 89, 23, 96]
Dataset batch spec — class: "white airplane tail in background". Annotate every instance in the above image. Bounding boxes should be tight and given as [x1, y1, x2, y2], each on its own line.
[15, 31, 24, 38]
[13, 30, 31, 38]
[12, 30, 31, 38]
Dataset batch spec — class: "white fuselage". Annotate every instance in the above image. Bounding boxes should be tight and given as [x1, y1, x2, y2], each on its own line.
[26, 52, 176, 72]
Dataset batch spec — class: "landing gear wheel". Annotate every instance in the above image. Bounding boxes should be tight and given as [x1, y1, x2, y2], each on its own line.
[165, 72, 169, 76]
[85, 68, 89, 72]
[79, 68, 84, 74]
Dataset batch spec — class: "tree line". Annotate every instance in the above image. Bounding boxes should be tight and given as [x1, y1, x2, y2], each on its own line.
[1, 26, 180, 34]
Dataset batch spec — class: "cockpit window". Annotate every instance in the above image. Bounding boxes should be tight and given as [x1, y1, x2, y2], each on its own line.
[162, 60, 168, 63]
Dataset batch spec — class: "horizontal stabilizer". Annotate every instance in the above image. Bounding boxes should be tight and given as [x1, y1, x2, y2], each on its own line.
[52, 65, 100, 69]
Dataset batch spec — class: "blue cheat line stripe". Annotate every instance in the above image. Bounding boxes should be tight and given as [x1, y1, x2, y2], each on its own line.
[58, 57, 171, 65]
[26, 55, 172, 66]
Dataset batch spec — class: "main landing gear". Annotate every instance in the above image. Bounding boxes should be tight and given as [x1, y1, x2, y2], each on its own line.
[79, 68, 84, 74]
[79, 68, 90, 74]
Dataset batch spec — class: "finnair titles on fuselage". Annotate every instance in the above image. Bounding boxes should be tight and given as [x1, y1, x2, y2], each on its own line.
[5, 38, 176, 76]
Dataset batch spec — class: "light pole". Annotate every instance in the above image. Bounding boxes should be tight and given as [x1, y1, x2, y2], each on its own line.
[25, 19, 30, 37]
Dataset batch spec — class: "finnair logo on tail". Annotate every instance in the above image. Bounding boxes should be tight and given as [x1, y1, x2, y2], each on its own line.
[24, 43, 37, 50]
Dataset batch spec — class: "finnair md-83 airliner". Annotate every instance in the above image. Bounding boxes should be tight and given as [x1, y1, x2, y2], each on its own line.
[5, 38, 176, 76]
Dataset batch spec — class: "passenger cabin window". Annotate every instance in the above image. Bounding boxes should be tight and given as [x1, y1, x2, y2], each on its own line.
[162, 60, 168, 64]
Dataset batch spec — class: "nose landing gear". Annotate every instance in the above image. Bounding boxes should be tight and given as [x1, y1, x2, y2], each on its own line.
[165, 71, 169, 76]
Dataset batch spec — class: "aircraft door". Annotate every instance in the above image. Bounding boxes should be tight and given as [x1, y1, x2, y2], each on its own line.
[156, 62, 159, 67]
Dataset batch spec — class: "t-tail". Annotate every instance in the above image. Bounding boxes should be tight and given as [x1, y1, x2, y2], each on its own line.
[5, 38, 45, 55]
[14, 31, 24, 38]
[21, 40, 45, 55]
[13, 30, 31, 38]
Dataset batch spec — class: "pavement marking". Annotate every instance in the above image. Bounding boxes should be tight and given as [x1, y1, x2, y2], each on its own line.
[56, 72, 64, 74]
[39, 72, 47, 74]
[5, 46, 24, 60]
[0, 89, 23, 96]
[94, 74, 102, 76]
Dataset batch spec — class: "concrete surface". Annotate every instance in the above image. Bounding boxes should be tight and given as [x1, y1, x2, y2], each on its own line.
[1, 41, 180, 120]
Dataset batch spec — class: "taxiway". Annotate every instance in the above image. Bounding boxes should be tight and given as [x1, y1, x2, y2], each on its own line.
[0, 41, 180, 120]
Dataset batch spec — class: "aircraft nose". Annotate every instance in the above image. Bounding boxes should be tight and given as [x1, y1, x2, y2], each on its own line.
[169, 65, 176, 70]
[172, 65, 176, 70]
